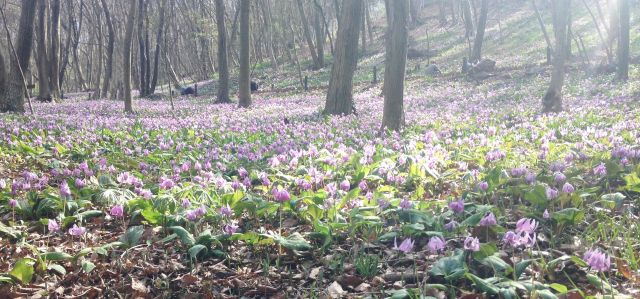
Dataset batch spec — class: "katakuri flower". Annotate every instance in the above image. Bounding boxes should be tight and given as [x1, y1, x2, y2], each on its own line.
[68, 224, 86, 236]
[464, 236, 480, 252]
[448, 199, 465, 214]
[393, 237, 414, 253]
[479, 212, 497, 226]
[583, 249, 611, 272]
[110, 204, 124, 218]
[427, 236, 446, 253]
[48, 219, 60, 233]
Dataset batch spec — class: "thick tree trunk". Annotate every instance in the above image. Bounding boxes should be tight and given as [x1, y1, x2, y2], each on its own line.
[238, 0, 251, 108]
[100, 0, 114, 98]
[4, 0, 37, 113]
[215, 0, 231, 103]
[382, 0, 409, 131]
[324, 0, 363, 116]
[616, 0, 629, 81]
[296, 0, 320, 70]
[123, 0, 137, 113]
[36, 0, 51, 101]
[49, 0, 61, 100]
[470, 0, 488, 62]
[543, 0, 570, 113]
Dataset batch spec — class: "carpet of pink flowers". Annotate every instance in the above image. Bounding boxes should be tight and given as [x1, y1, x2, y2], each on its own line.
[0, 78, 639, 297]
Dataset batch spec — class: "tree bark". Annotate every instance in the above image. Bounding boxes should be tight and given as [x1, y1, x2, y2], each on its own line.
[238, 0, 251, 108]
[616, 0, 629, 81]
[323, 0, 363, 116]
[49, 0, 61, 100]
[0, 52, 5, 100]
[382, 0, 409, 131]
[149, 0, 167, 95]
[36, 0, 51, 101]
[470, 0, 488, 62]
[123, 0, 137, 113]
[215, 0, 231, 103]
[608, 0, 619, 52]
[296, 0, 320, 70]
[462, 0, 474, 38]
[542, 0, 570, 113]
[4, 0, 37, 113]
[314, 5, 325, 68]
[137, 0, 148, 97]
[100, 0, 114, 98]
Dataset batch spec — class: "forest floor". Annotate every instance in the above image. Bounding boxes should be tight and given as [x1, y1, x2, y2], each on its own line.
[2, 1, 640, 298]
[1, 61, 640, 297]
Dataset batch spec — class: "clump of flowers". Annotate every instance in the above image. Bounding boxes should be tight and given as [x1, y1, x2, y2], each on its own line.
[583, 249, 611, 272]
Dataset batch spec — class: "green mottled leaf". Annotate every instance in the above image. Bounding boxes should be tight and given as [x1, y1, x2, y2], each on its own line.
[9, 258, 35, 284]
[170, 226, 195, 246]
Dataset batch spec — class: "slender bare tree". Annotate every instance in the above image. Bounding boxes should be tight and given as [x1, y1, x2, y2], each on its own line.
[381, 0, 409, 131]
[542, 0, 570, 113]
[238, 0, 251, 108]
[123, 0, 137, 113]
[215, 0, 231, 103]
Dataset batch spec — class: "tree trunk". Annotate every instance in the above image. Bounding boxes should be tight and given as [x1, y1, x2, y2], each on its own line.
[49, 0, 61, 100]
[470, 0, 488, 62]
[36, 0, 51, 101]
[532, 0, 553, 59]
[323, 0, 363, 116]
[314, 5, 325, 68]
[542, 0, 570, 113]
[382, 0, 409, 131]
[608, 0, 619, 52]
[238, 0, 251, 108]
[4, 0, 37, 113]
[94, 11, 103, 98]
[296, 0, 320, 70]
[58, 0, 73, 92]
[149, 0, 167, 95]
[0, 52, 6, 100]
[100, 0, 114, 98]
[462, 0, 474, 38]
[264, 0, 279, 71]
[616, 0, 629, 81]
[215, 0, 231, 103]
[137, 0, 148, 97]
[123, 0, 137, 113]
[360, 3, 367, 54]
